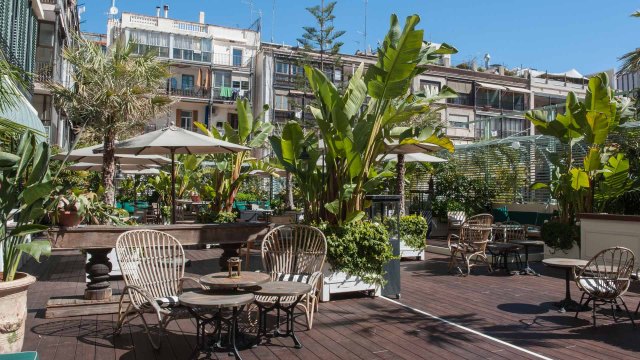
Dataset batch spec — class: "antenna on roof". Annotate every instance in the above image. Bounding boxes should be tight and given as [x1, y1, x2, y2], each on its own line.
[363, 0, 368, 52]
[271, 0, 276, 43]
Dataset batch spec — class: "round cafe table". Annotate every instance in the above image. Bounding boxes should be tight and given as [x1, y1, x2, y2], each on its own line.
[511, 240, 545, 276]
[200, 271, 271, 290]
[542, 258, 589, 313]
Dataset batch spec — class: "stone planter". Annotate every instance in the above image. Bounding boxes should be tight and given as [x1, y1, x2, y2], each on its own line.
[399, 240, 425, 260]
[0, 272, 36, 354]
[321, 268, 380, 302]
[543, 243, 580, 259]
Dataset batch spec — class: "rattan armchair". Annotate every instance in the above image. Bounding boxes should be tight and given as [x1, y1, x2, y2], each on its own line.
[259, 224, 327, 329]
[575, 247, 636, 327]
[114, 229, 204, 349]
[447, 214, 494, 276]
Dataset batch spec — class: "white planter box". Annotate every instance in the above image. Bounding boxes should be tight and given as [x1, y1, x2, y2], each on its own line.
[399, 240, 425, 260]
[321, 269, 380, 302]
[543, 243, 580, 259]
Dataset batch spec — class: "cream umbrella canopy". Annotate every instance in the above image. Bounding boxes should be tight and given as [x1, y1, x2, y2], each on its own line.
[52, 143, 172, 165]
[107, 125, 250, 223]
[66, 162, 159, 172]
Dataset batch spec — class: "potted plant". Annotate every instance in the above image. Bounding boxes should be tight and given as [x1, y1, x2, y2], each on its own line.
[0, 131, 52, 353]
[51, 190, 89, 227]
[321, 221, 395, 301]
[386, 215, 429, 260]
[541, 220, 581, 259]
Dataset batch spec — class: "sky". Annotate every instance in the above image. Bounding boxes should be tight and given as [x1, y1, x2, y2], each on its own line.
[81, 0, 638, 75]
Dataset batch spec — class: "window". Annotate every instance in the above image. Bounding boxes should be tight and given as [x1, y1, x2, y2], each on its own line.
[446, 81, 473, 106]
[232, 80, 250, 90]
[449, 114, 469, 129]
[232, 80, 241, 89]
[291, 64, 301, 76]
[233, 48, 243, 66]
[334, 69, 342, 82]
[214, 71, 231, 88]
[181, 75, 194, 90]
[180, 110, 193, 130]
[241, 81, 249, 90]
[173, 35, 211, 63]
[166, 77, 177, 90]
[274, 95, 289, 110]
[276, 62, 290, 74]
[130, 30, 169, 57]
[38, 23, 55, 47]
[420, 80, 441, 95]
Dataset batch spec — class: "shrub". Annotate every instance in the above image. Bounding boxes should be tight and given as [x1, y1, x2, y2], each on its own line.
[324, 221, 395, 286]
[197, 210, 237, 224]
[387, 215, 429, 250]
[541, 221, 580, 250]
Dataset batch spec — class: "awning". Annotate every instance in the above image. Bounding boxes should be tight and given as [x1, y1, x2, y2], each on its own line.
[476, 82, 506, 91]
[447, 81, 472, 94]
[0, 76, 47, 138]
[505, 86, 531, 94]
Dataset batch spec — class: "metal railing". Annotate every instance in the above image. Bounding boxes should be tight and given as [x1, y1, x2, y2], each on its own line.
[211, 53, 252, 68]
[41, 0, 58, 4]
[212, 88, 250, 101]
[165, 86, 210, 99]
[34, 61, 53, 82]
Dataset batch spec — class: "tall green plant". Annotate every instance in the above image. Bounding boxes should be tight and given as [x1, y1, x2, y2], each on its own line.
[48, 34, 171, 205]
[301, 14, 455, 224]
[526, 73, 636, 221]
[194, 99, 275, 213]
[0, 132, 52, 281]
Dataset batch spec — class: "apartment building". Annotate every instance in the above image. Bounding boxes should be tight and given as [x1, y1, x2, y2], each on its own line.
[108, 7, 260, 133]
[31, 0, 80, 149]
[0, 0, 47, 136]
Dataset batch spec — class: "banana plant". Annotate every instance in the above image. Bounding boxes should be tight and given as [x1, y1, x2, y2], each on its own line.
[526, 73, 637, 220]
[194, 99, 275, 214]
[303, 14, 456, 224]
[0, 131, 52, 282]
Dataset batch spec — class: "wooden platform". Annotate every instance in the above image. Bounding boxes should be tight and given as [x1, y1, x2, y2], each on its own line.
[21, 249, 640, 359]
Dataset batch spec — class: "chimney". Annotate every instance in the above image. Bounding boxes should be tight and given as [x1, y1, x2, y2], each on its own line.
[156, 6, 160, 17]
[443, 56, 451, 68]
[199, 11, 205, 24]
[471, 60, 478, 71]
[498, 66, 505, 76]
[163, 4, 169, 18]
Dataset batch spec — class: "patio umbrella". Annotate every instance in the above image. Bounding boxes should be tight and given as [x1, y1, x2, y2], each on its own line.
[52, 143, 172, 165]
[66, 162, 158, 172]
[122, 168, 161, 176]
[108, 125, 250, 223]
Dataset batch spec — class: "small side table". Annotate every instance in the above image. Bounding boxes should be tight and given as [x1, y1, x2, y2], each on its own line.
[542, 258, 589, 313]
[200, 271, 271, 291]
[179, 291, 255, 360]
[511, 240, 545, 276]
[254, 281, 312, 349]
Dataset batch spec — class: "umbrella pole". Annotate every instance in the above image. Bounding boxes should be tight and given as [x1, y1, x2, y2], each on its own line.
[171, 149, 176, 224]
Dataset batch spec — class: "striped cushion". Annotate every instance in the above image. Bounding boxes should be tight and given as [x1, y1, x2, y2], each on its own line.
[142, 295, 179, 309]
[276, 273, 310, 284]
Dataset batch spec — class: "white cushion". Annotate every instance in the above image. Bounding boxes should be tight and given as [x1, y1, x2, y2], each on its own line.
[142, 295, 179, 309]
[578, 278, 620, 298]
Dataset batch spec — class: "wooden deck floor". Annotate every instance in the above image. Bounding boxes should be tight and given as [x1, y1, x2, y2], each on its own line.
[21, 249, 640, 360]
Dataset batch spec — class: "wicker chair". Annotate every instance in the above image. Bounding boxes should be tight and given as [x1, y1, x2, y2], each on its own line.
[447, 214, 494, 276]
[575, 247, 635, 327]
[114, 229, 204, 349]
[259, 224, 327, 329]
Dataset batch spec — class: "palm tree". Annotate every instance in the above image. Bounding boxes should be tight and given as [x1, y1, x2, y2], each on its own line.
[48, 34, 171, 205]
[0, 57, 38, 145]
[617, 11, 640, 76]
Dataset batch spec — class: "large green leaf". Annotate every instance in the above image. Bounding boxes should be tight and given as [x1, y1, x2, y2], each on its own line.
[21, 181, 53, 206]
[8, 224, 49, 238]
[16, 240, 51, 262]
[583, 148, 601, 172]
[236, 98, 252, 142]
[570, 168, 590, 190]
[0, 152, 20, 169]
[584, 111, 609, 145]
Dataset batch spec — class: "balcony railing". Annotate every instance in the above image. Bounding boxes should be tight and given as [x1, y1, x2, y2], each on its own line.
[41, 0, 58, 4]
[34, 61, 54, 83]
[212, 88, 250, 101]
[165, 87, 210, 99]
[173, 20, 207, 33]
[212, 53, 252, 68]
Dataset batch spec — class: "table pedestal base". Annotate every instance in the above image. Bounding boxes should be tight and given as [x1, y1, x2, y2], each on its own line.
[555, 298, 590, 313]
[256, 297, 304, 349]
[189, 306, 246, 360]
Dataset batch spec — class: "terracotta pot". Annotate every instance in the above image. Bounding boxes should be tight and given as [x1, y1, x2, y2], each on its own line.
[58, 210, 81, 227]
[0, 272, 36, 354]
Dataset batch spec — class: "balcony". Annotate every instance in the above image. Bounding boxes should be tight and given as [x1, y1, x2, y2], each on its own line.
[34, 61, 54, 83]
[212, 54, 252, 69]
[164, 86, 210, 100]
[212, 88, 250, 102]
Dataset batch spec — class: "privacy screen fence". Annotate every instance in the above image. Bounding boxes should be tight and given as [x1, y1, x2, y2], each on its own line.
[408, 127, 640, 206]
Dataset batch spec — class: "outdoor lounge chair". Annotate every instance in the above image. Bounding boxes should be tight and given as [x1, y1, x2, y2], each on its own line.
[259, 224, 327, 329]
[575, 246, 636, 327]
[114, 229, 204, 349]
[447, 214, 493, 276]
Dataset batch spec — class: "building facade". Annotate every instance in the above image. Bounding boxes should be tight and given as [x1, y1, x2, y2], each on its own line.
[108, 8, 260, 133]
[31, 0, 80, 149]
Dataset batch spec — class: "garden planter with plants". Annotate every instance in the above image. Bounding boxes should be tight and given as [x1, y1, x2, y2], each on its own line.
[541, 221, 580, 259]
[0, 132, 53, 353]
[321, 222, 394, 302]
[386, 215, 429, 260]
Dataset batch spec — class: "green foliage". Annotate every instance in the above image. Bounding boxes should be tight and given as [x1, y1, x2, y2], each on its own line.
[541, 221, 580, 250]
[526, 73, 637, 221]
[297, 1, 345, 58]
[324, 221, 395, 286]
[430, 161, 495, 219]
[273, 14, 456, 225]
[234, 193, 259, 202]
[50, 190, 127, 225]
[385, 215, 428, 250]
[48, 33, 171, 204]
[197, 210, 237, 224]
[195, 99, 275, 213]
[0, 132, 52, 282]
